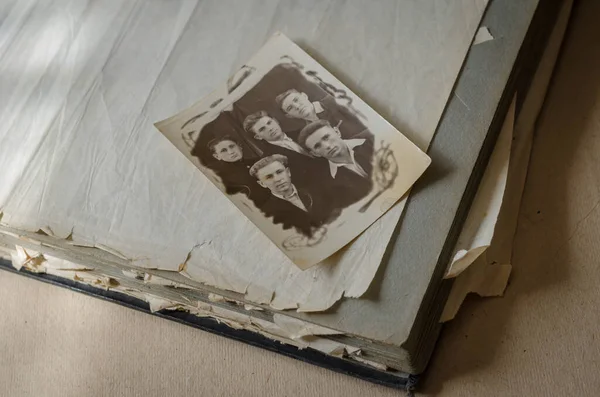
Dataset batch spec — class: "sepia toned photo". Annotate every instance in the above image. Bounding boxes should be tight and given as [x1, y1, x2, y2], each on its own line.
[155, 33, 431, 269]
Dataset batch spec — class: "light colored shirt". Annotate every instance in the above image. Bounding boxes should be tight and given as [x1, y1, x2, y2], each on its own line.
[328, 139, 368, 179]
[311, 101, 342, 130]
[313, 101, 325, 114]
[303, 101, 326, 123]
[272, 184, 307, 211]
[268, 135, 309, 156]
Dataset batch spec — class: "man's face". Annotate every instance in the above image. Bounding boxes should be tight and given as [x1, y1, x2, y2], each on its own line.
[256, 161, 292, 195]
[281, 91, 313, 119]
[251, 117, 284, 141]
[212, 140, 243, 162]
[304, 126, 345, 159]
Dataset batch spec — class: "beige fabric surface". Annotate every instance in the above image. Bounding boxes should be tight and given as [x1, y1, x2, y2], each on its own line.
[2, 2, 600, 396]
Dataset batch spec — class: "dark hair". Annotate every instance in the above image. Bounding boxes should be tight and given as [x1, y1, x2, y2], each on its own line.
[207, 135, 241, 154]
[275, 89, 300, 110]
[249, 154, 289, 178]
[243, 111, 269, 132]
[298, 119, 332, 149]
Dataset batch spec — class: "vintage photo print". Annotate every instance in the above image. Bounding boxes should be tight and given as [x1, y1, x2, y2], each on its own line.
[155, 33, 430, 269]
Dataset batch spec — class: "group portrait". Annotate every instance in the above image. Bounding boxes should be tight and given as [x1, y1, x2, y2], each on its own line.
[156, 33, 430, 267]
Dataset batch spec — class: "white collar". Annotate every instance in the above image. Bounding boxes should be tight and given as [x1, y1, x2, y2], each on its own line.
[312, 101, 325, 114]
[268, 136, 309, 155]
[268, 134, 294, 144]
[327, 139, 366, 178]
[272, 184, 300, 202]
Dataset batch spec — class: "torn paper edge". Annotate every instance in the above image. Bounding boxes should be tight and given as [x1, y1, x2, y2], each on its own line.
[440, 0, 573, 322]
[5, 243, 347, 344]
[273, 314, 343, 339]
[445, 97, 516, 280]
[5, 245, 386, 369]
[473, 26, 494, 45]
[9, 245, 123, 290]
[440, 254, 512, 322]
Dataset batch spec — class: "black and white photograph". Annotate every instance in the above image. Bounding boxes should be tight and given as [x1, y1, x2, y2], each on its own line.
[156, 33, 430, 268]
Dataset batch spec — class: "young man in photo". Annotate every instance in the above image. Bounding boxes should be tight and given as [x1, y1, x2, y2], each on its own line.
[249, 154, 338, 236]
[243, 111, 308, 156]
[201, 135, 269, 206]
[242, 110, 332, 192]
[298, 119, 374, 207]
[275, 89, 324, 122]
[275, 89, 366, 139]
[208, 135, 244, 163]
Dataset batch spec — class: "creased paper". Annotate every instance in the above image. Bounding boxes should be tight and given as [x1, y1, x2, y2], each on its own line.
[10, 245, 43, 272]
[351, 354, 388, 371]
[441, 0, 573, 321]
[273, 314, 342, 339]
[146, 296, 182, 313]
[473, 27, 494, 45]
[445, 99, 515, 279]
[9, 244, 117, 289]
[43, 255, 93, 271]
[486, 0, 574, 268]
[0, 0, 488, 311]
[7, 244, 376, 366]
[441, 255, 512, 322]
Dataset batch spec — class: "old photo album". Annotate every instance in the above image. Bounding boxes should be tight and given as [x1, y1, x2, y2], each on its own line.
[155, 33, 430, 268]
[0, 0, 569, 388]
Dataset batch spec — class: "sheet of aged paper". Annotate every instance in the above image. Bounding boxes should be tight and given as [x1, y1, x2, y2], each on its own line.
[156, 33, 430, 268]
[0, 0, 488, 310]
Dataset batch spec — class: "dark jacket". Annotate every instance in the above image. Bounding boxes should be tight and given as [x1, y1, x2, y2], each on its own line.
[214, 159, 270, 207]
[318, 133, 375, 209]
[259, 141, 327, 190]
[259, 184, 340, 237]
